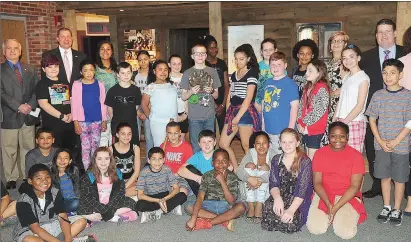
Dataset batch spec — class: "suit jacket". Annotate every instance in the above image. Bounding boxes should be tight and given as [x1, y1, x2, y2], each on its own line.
[1, 62, 39, 129]
[360, 45, 404, 106]
[41, 47, 86, 85]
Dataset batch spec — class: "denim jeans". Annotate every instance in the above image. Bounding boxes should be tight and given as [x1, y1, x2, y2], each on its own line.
[138, 118, 154, 159]
[189, 118, 215, 153]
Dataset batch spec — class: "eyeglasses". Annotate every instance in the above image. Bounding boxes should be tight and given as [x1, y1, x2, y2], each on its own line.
[331, 39, 345, 44]
[193, 52, 207, 57]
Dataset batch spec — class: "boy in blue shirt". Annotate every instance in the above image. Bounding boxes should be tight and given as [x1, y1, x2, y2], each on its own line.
[255, 52, 299, 154]
[178, 130, 216, 196]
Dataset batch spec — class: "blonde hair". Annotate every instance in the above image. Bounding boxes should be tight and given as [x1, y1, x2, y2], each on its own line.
[280, 128, 305, 175]
[328, 31, 349, 50]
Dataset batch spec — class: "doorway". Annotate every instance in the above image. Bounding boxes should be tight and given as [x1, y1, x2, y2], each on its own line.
[169, 28, 209, 71]
[1, 16, 29, 64]
[77, 32, 110, 62]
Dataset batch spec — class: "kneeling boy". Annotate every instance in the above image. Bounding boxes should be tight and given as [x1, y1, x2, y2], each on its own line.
[185, 148, 246, 232]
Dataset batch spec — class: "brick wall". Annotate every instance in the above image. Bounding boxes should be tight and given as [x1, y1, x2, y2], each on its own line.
[1, 1, 63, 68]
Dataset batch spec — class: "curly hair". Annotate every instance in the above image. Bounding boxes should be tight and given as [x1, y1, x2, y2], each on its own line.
[234, 43, 260, 73]
[292, 39, 319, 62]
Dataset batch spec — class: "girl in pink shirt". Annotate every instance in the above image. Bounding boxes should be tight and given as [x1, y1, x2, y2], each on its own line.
[71, 60, 107, 170]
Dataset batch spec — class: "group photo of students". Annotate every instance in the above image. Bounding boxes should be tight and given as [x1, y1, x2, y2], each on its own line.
[1, 16, 411, 242]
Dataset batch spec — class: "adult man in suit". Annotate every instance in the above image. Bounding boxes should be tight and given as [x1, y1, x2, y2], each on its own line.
[41, 27, 86, 84]
[360, 19, 404, 198]
[1, 39, 38, 189]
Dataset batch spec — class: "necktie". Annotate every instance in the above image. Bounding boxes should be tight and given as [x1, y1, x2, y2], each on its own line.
[13, 65, 23, 86]
[63, 50, 72, 82]
[384, 50, 390, 61]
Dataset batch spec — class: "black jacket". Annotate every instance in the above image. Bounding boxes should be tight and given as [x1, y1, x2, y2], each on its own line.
[360, 45, 404, 107]
[77, 170, 136, 221]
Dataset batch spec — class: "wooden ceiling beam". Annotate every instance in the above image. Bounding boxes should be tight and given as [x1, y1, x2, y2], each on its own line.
[56, 1, 195, 11]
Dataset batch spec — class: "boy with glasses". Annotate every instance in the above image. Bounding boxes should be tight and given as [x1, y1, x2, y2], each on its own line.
[181, 44, 221, 152]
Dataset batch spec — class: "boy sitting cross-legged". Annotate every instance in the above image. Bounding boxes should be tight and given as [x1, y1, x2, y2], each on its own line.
[135, 147, 187, 223]
[13, 164, 95, 242]
[185, 148, 246, 232]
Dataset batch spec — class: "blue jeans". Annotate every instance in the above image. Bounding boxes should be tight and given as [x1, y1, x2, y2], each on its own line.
[189, 118, 215, 153]
[64, 198, 79, 213]
[138, 118, 154, 159]
[185, 200, 231, 215]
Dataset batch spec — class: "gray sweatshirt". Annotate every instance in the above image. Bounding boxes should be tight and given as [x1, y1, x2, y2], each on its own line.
[25, 146, 58, 176]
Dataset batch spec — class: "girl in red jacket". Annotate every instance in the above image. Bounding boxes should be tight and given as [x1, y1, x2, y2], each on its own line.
[297, 60, 330, 160]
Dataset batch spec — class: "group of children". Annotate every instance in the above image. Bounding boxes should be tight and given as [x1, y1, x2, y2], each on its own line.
[2, 34, 411, 241]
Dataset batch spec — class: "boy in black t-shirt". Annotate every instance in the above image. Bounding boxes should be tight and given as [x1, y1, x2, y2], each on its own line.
[105, 62, 142, 146]
[36, 54, 76, 151]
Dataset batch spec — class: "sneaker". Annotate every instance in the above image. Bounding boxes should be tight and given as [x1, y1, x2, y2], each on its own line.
[389, 209, 403, 226]
[171, 205, 183, 216]
[72, 234, 97, 242]
[221, 219, 234, 231]
[193, 218, 212, 230]
[141, 210, 162, 224]
[377, 207, 391, 223]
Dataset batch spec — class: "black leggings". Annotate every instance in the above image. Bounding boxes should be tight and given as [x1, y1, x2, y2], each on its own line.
[184, 165, 203, 197]
[135, 191, 187, 213]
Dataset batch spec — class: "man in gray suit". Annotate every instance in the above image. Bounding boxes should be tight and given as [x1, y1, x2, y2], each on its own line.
[1, 39, 38, 189]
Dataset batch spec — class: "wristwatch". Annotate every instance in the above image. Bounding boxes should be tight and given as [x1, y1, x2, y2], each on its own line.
[59, 113, 65, 120]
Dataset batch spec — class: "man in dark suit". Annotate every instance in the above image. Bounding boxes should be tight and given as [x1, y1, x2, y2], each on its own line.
[360, 19, 404, 198]
[1, 39, 38, 189]
[41, 27, 86, 84]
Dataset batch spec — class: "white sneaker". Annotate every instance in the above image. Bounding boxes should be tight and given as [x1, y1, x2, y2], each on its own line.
[109, 215, 120, 223]
[153, 209, 163, 220]
[140, 212, 150, 224]
[140, 210, 162, 223]
[171, 205, 183, 216]
[72, 235, 97, 242]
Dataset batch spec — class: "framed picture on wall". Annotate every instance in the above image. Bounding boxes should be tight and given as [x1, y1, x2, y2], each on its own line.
[228, 25, 264, 74]
[124, 29, 156, 71]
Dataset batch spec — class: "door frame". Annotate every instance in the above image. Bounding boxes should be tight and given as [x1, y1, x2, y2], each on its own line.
[1, 14, 30, 64]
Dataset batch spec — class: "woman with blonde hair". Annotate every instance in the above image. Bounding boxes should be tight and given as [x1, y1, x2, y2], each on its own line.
[321, 31, 349, 146]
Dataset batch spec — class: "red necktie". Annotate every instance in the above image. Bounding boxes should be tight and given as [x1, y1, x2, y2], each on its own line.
[13, 65, 23, 86]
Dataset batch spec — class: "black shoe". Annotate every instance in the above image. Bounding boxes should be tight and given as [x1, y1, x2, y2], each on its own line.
[362, 189, 381, 198]
[5, 181, 16, 190]
[389, 209, 403, 226]
[377, 207, 391, 223]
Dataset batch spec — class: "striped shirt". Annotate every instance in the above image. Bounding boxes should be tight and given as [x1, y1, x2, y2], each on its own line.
[230, 67, 258, 106]
[136, 165, 177, 195]
[59, 173, 76, 199]
[365, 88, 411, 154]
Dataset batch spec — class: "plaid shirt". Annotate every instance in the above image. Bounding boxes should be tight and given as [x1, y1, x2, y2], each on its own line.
[224, 104, 261, 135]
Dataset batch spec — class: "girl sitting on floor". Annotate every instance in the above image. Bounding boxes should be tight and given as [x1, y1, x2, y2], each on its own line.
[77, 147, 137, 224]
[261, 128, 313, 233]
